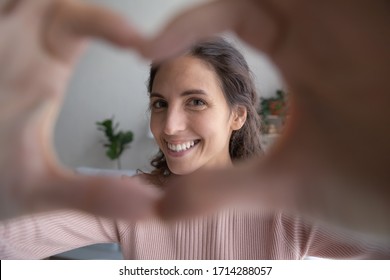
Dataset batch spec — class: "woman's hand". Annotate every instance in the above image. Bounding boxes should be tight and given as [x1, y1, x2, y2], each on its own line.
[148, 0, 390, 239]
[1, 0, 389, 240]
[0, 0, 162, 220]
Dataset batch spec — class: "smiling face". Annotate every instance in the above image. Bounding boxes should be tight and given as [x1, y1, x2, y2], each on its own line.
[150, 55, 244, 175]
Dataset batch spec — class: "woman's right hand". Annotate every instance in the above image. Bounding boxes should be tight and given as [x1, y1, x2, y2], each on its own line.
[0, 0, 162, 221]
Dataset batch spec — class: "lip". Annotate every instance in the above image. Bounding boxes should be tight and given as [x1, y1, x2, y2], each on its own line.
[164, 139, 200, 158]
[164, 138, 198, 144]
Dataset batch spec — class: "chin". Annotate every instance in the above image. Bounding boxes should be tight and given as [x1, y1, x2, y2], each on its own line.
[170, 169, 193, 176]
[168, 165, 198, 176]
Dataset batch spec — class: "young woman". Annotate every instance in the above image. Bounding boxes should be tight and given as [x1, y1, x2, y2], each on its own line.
[0, 38, 388, 259]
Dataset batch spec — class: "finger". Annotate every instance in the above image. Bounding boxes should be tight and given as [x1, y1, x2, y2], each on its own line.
[121, 175, 132, 181]
[52, 1, 143, 45]
[29, 173, 162, 221]
[157, 154, 298, 221]
[0, 0, 22, 14]
[44, 1, 145, 62]
[157, 120, 390, 240]
[65, 1, 143, 47]
[141, 0, 280, 61]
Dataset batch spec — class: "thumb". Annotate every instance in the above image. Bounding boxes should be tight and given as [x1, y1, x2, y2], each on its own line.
[29, 173, 162, 221]
[156, 154, 298, 221]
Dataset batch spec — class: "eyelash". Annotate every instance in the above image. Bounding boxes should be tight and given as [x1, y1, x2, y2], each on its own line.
[151, 99, 167, 110]
[187, 98, 207, 107]
[150, 98, 207, 111]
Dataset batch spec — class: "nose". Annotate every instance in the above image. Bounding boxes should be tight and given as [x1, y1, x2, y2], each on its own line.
[163, 106, 186, 135]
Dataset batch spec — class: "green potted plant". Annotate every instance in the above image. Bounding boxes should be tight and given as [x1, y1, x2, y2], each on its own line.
[96, 117, 134, 169]
[258, 89, 288, 134]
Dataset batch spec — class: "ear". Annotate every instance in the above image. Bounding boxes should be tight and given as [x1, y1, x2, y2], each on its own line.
[231, 106, 247, 131]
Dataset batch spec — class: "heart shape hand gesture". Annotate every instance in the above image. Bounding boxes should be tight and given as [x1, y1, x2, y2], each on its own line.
[0, 0, 389, 239]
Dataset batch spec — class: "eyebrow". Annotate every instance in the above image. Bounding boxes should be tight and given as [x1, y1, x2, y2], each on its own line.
[150, 89, 207, 99]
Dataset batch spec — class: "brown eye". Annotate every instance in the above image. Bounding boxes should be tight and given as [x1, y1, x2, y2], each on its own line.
[188, 98, 206, 107]
[151, 99, 167, 109]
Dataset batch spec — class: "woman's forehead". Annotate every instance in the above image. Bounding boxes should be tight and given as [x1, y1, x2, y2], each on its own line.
[151, 55, 223, 97]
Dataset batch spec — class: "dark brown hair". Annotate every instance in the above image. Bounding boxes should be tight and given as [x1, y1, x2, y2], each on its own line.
[147, 37, 263, 182]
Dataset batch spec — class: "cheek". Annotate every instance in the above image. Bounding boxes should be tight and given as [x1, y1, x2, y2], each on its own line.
[150, 115, 161, 139]
[196, 113, 232, 141]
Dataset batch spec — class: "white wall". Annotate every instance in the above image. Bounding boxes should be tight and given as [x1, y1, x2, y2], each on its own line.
[54, 0, 283, 171]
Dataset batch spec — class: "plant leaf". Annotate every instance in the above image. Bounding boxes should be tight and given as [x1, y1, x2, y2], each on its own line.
[97, 117, 134, 164]
[106, 143, 118, 160]
[121, 131, 133, 144]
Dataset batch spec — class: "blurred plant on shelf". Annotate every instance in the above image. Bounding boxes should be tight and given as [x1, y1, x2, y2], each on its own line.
[258, 89, 289, 135]
[96, 117, 133, 170]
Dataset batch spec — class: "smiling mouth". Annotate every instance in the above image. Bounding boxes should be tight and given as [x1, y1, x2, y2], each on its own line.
[165, 140, 200, 153]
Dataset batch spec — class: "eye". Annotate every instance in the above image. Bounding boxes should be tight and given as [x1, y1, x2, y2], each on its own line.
[150, 99, 167, 110]
[188, 98, 206, 107]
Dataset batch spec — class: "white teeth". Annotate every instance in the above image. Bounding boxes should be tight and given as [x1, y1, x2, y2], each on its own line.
[167, 140, 196, 152]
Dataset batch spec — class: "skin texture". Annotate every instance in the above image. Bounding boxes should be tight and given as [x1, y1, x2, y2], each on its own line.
[0, 0, 389, 241]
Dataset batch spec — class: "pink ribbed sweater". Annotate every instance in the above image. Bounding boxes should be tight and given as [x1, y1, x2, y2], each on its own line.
[0, 208, 388, 259]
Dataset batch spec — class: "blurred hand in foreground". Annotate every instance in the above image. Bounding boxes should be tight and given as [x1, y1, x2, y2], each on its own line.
[1, 0, 389, 241]
[144, 0, 390, 240]
[0, 0, 160, 220]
